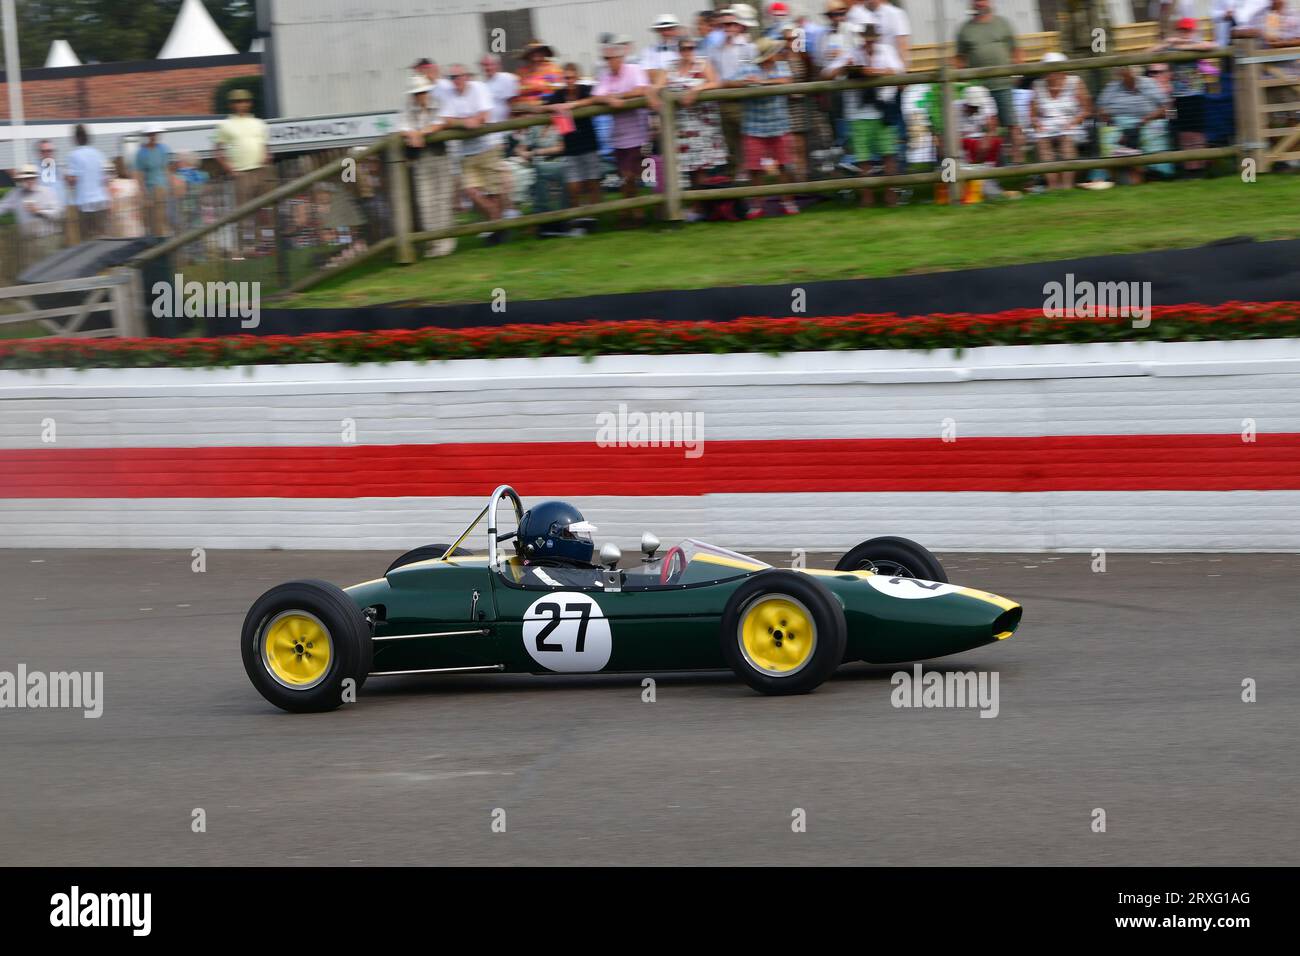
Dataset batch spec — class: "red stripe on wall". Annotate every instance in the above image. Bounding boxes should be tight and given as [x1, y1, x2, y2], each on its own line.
[1, 434, 1298, 498]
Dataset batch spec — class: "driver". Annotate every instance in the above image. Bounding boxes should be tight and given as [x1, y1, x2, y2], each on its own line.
[515, 501, 601, 585]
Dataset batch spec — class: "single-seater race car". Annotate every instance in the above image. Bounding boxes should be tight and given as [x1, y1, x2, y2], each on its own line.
[242, 485, 1023, 712]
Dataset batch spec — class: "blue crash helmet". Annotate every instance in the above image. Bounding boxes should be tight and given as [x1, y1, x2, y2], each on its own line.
[517, 501, 598, 565]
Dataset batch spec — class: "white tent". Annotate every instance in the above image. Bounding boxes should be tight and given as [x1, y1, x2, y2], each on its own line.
[157, 0, 238, 59]
[248, 38, 264, 54]
[43, 39, 82, 68]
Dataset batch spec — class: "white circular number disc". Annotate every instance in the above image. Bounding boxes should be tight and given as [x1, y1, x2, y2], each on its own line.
[521, 592, 612, 672]
[866, 576, 961, 600]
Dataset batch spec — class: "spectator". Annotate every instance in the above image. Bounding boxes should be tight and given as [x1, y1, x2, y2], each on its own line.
[134, 125, 172, 236]
[480, 55, 519, 122]
[518, 116, 570, 234]
[820, 1, 853, 67]
[541, 64, 604, 211]
[441, 64, 508, 242]
[1214, 0, 1269, 45]
[765, 2, 795, 38]
[793, 5, 831, 65]
[35, 140, 67, 211]
[173, 152, 209, 234]
[698, 9, 727, 56]
[655, 36, 727, 217]
[639, 14, 683, 81]
[713, 8, 760, 177]
[859, 0, 911, 67]
[1247, 0, 1300, 44]
[733, 37, 800, 216]
[963, 104, 1004, 166]
[594, 36, 654, 225]
[1097, 64, 1172, 184]
[0, 164, 62, 266]
[516, 40, 565, 110]
[955, 0, 1024, 163]
[214, 89, 272, 257]
[1152, 17, 1216, 173]
[412, 57, 454, 101]
[480, 53, 523, 218]
[403, 74, 456, 257]
[1029, 52, 1091, 190]
[106, 156, 145, 239]
[778, 24, 819, 181]
[824, 23, 903, 204]
[1153, 0, 1198, 38]
[64, 124, 110, 241]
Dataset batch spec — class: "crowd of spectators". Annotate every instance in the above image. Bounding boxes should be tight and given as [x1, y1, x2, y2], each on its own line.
[0, 88, 273, 272]
[388, 0, 1297, 251]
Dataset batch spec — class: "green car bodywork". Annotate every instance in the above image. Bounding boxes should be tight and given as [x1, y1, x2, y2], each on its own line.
[344, 553, 1023, 677]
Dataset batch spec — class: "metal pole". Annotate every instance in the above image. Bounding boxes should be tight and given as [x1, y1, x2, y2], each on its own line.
[2, 0, 27, 169]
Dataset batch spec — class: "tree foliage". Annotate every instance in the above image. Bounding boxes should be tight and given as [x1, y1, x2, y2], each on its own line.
[14, 0, 256, 68]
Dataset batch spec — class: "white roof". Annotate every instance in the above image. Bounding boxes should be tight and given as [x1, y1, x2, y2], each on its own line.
[44, 39, 82, 68]
[157, 0, 239, 59]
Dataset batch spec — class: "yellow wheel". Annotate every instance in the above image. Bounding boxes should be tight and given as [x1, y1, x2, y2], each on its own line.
[261, 610, 334, 690]
[738, 594, 816, 677]
[721, 571, 847, 695]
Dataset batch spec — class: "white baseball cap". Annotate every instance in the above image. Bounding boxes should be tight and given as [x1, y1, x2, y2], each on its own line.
[652, 13, 680, 29]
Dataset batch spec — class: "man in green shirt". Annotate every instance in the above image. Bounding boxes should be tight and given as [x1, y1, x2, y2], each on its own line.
[955, 0, 1024, 161]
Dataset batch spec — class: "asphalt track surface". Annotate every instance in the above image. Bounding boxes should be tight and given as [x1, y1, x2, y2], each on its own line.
[1, 548, 1296, 866]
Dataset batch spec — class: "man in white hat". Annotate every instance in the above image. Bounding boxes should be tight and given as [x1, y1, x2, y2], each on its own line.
[134, 125, 172, 236]
[0, 164, 63, 267]
[402, 74, 457, 257]
[639, 13, 683, 80]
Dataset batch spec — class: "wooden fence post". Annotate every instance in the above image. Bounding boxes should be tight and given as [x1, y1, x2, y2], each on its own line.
[660, 89, 684, 223]
[939, 61, 961, 204]
[1234, 38, 1264, 174]
[386, 135, 416, 264]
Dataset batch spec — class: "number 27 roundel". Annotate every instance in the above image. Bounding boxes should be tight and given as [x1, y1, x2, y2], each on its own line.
[521, 592, 613, 672]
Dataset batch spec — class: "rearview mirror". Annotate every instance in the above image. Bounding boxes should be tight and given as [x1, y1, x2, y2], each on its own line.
[599, 542, 622, 570]
[640, 532, 660, 559]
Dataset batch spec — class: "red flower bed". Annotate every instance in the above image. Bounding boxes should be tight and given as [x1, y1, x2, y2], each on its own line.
[2, 302, 1297, 370]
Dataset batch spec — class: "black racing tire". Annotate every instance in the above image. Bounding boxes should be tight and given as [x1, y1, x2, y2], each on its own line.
[834, 536, 948, 582]
[241, 579, 372, 713]
[720, 570, 848, 696]
[386, 543, 471, 574]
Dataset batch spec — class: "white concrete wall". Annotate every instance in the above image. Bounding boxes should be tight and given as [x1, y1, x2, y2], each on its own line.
[1, 339, 1297, 551]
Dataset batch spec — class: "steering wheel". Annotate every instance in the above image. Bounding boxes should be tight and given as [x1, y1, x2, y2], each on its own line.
[659, 545, 687, 585]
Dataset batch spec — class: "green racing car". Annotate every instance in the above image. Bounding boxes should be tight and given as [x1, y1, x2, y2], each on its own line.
[241, 485, 1023, 712]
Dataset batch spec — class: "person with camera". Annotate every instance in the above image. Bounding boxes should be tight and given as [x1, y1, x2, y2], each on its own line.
[822, 22, 903, 205]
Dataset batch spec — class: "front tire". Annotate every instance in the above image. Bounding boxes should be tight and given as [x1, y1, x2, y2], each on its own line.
[835, 536, 947, 582]
[720, 570, 847, 695]
[241, 580, 372, 713]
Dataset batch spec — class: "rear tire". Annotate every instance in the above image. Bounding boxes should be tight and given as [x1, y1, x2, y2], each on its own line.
[720, 570, 847, 695]
[835, 536, 947, 582]
[241, 580, 372, 713]
[386, 543, 471, 574]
